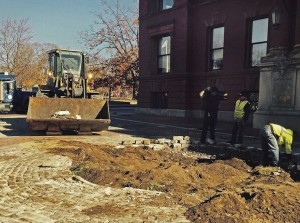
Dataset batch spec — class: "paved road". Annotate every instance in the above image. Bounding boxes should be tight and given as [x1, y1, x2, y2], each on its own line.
[110, 107, 300, 152]
[109, 107, 262, 148]
[1, 107, 299, 150]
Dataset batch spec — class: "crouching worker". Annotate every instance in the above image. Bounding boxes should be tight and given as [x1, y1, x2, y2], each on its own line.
[261, 123, 293, 167]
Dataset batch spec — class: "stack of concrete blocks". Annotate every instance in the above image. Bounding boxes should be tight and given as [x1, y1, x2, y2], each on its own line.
[119, 136, 197, 152]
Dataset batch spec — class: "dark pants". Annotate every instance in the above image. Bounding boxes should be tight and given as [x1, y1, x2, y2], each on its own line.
[201, 110, 218, 143]
[230, 120, 245, 144]
[261, 125, 279, 166]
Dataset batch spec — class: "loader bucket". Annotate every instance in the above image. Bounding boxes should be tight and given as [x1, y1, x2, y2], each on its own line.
[26, 97, 111, 135]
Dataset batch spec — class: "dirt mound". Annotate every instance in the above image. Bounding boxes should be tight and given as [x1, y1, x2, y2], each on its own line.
[49, 140, 300, 222]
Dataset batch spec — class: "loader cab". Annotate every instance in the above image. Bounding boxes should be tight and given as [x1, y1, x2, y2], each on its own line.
[47, 49, 87, 98]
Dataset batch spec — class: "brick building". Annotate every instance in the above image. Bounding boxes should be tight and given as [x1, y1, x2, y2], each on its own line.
[137, 0, 300, 127]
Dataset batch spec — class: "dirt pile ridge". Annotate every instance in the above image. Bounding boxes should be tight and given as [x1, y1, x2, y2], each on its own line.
[49, 140, 300, 223]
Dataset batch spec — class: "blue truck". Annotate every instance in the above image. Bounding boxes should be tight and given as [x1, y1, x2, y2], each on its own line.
[0, 73, 16, 112]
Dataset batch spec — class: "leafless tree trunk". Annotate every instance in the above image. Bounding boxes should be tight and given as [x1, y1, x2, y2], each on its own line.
[81, 0, 139, 98]
[0, 18, 33, 75]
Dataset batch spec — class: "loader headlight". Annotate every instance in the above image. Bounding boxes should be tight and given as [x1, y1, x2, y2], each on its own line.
[87, 73, 93, 79]
[8, 95, 13, 100]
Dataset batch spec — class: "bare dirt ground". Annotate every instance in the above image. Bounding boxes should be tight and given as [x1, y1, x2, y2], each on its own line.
[1, 113, 300, 222]
[49, 139, 300, 223]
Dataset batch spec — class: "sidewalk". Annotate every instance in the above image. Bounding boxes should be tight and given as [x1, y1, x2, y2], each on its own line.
[128, 112, 300, 153]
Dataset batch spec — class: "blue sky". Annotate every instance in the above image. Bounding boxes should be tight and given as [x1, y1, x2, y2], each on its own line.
[0, 0, 137, 51]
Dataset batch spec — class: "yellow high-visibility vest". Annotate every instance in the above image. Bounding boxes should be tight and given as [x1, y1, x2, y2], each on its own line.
[233, 100, 249, 120]
[270, 123, 293, 154]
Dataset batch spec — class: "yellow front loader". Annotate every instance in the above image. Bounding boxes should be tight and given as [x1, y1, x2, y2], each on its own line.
[26, 49, 110, 135]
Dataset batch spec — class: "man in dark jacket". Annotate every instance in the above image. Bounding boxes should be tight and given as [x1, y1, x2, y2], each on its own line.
[199, 86, 228, 144]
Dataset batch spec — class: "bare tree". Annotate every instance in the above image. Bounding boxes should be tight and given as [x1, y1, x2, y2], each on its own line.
[0, 18, 58, 88]
[17, 43, 57, 88]
[81, 0, 139, 98]
[0, 18, 33, 75]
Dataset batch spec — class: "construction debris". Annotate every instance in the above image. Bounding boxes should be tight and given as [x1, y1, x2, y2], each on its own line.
[51, 110, 81, 120]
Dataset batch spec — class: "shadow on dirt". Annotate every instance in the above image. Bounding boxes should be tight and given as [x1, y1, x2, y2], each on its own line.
[188, 144, 300, 182]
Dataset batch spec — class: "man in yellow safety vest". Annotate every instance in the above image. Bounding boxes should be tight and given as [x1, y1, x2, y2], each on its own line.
[261, 123, 293, 167]
[227, 91, 250, 146]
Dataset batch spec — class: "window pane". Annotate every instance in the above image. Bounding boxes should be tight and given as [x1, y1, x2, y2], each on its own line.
[158, 36, 170, 55]
[158, 55, 170, 73]
[252, 43, 267, 66]
[252, 18, 268, 43]
[213, 49, 223, 60]
[212, 27, 224, 49]
[162, 0, 174, 10]
[212, 49, 223, 70]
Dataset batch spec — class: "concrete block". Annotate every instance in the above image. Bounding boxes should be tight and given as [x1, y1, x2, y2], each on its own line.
[122, 141, 133, 145]
[135, 140, 143, 144]
[179, 139, 190, 144]
[153, 144, 165, 151]
[145, 144, 155, 149]
[164, 139, 172, 146]
[157, 138, 166, 144]
[150, 139, 157, 144]
[172, 143, 182, 150]
[173, 147, 183, 152]
[173, 136, 184, 141]
[143, 140, 151, 145]
[181, 143, 190, 149]
[184, 136, 190, 141]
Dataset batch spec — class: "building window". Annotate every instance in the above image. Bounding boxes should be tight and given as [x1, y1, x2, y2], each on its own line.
[160, 0, 174, 10]
[151, 92, 168, 108]
[250, 18, 268, 66]
[210, 26, 224, 70]
[158, 36, 171, 74]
